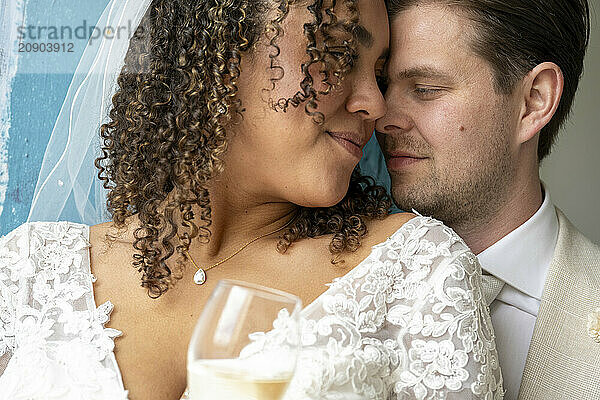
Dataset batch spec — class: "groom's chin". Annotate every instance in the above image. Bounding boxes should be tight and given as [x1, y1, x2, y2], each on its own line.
[389, 181, 445, 216]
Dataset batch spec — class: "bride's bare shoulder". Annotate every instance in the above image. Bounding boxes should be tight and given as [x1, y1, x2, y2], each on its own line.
[89, 214, 141, 248]
[88, 215, 142, 295]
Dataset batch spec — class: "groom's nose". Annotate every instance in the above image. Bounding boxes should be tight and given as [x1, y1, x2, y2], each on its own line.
[375, 107, 415, 135]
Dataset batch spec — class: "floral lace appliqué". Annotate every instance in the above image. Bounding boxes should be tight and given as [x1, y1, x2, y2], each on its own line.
[248, 216, 504, 400]
[0, 221, 128, 400]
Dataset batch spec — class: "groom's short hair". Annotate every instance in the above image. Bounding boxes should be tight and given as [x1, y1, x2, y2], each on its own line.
[385, 0, 590, 161]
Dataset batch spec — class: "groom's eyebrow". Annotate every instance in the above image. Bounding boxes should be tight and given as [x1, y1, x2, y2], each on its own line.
[394, 66, 454, 82]
[354, 24, 374, 48]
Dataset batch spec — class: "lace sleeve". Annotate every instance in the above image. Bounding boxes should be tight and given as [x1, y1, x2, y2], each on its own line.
[0, 222, 129, 400]
[285, 215, 504, 400]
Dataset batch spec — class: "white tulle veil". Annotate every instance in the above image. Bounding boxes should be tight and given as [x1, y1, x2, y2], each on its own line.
[27, 0, 154, 225]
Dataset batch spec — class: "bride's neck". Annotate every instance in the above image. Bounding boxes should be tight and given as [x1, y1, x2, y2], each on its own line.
[185, 182, 298, 261]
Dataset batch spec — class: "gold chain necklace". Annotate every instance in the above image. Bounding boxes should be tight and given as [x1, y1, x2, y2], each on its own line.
[184, 214, 297, 285]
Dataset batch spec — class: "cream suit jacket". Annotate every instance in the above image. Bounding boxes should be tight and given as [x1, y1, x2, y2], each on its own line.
[519, 208, 600, 399]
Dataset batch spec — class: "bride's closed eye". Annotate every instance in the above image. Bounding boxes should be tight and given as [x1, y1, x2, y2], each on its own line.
[376, 74, 388, 94]
[375, 58, 388, 93]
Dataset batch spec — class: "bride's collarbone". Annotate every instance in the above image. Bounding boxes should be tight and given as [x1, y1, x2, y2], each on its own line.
[88, 212, 415, 326]
[89, 212, 415, 314]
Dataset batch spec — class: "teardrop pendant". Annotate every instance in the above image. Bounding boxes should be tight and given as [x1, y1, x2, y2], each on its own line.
[193, 268, 206, 285]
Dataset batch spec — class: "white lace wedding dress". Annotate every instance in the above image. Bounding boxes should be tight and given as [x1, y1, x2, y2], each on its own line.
[0, 216, 503, 399]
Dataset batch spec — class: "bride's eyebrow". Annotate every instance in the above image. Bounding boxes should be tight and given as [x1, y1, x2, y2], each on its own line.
[353, 24, 374, 48]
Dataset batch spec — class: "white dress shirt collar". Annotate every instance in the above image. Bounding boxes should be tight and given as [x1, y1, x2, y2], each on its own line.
[477, 186, 559, 300]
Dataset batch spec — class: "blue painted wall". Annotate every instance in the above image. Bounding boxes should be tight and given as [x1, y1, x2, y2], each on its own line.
[1, 0, 110, 235]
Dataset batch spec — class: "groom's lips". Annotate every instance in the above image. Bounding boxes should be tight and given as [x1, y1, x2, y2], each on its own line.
[385, 151, 427, 170]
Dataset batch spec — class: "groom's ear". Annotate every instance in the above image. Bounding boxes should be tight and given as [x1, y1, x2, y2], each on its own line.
[516, 62, 564, 144]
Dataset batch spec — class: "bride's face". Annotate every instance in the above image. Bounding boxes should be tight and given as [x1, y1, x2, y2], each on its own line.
[223, 0, 389, 207]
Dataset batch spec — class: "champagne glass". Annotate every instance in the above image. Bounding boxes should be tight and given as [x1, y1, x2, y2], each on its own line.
[187, 279, 302, 400]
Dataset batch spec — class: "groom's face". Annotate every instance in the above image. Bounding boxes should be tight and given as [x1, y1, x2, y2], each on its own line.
[375, 4, 522, 226]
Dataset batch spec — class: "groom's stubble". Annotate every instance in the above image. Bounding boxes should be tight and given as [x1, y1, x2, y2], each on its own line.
[384, 113, 515, 232]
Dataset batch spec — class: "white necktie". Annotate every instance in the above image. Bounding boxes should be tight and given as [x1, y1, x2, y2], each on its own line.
[481, 273, 505, 306]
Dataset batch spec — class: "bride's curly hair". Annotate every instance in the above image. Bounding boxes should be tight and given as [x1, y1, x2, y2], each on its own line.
[95, 0, 392, 298]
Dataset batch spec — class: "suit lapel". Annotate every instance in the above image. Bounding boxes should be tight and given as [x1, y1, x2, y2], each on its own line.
[518, 208, 600, 399]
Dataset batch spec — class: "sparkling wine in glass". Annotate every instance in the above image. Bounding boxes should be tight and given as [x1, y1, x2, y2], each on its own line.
[187, 279, 302, 400]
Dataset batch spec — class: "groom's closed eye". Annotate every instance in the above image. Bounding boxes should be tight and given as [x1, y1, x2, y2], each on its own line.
[412, 85, 447, 101]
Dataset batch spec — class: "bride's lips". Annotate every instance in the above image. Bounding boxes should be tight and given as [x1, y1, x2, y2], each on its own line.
[386, 151, 427, 170]
[327, 131, 365, 159]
